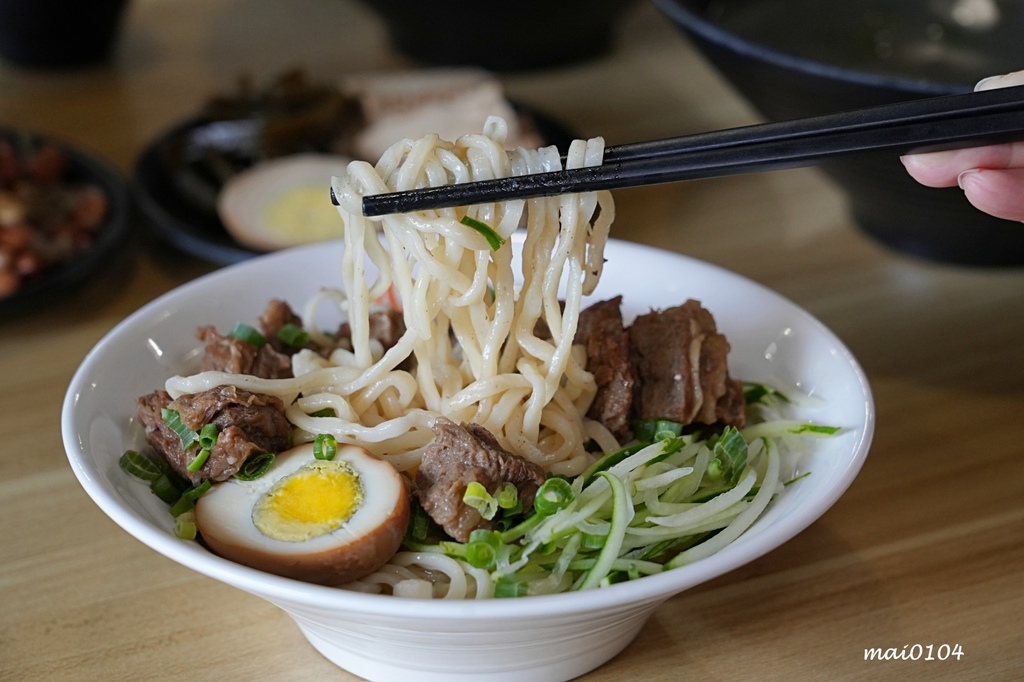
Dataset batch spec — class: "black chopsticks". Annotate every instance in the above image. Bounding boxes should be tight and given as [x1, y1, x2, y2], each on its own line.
[352, 84, 1024, 217]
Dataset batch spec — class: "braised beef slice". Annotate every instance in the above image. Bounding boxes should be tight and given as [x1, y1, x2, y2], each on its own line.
[197, 325, 293, 379]
[628, 299, 745, 429]
[573, 296, 635, 441]
[137, 390, 182, 471]
[258, 298, 306, 354]
[337, 308, 406, 352]
[415, 417, 546, 542]
[136, 385, 292, 485]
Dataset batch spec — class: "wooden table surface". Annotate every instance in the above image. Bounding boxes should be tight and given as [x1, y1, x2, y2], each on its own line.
[2, 1, 1022, 680]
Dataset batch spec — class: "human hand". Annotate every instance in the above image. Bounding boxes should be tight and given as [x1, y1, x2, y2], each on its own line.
[901, 71, 1024, 222]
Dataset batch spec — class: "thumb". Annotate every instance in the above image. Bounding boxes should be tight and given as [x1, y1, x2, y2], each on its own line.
[974, 70, 1024, 91]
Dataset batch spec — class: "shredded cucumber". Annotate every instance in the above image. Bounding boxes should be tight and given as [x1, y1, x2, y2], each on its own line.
[410, 390, 841, 596]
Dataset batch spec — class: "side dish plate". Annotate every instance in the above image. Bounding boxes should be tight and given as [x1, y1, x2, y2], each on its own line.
[0, 128, 132, 317]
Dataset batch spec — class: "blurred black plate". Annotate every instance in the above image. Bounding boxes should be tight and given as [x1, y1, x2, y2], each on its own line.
[0, 128, 132, 317]
[132, 105, 576, 266]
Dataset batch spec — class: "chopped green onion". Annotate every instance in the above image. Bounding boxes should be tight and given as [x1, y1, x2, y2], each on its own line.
[463, 481, 498, 520]
[118, 450, 163, 482]
[170, 479, 212, 517]
[150, 472, 185, 505]
[276, 323, 310, 348]
[186, 448, 210, 472]
[313, 433, 337, 461]
[494, 579, 528, 598]
[198, 423, 219, 450]
[459, 215, 505, 251]
[743, 382, 789, 405]
[465, 529, 501, 570]
[182, 479, 212, 501]
[405, 503, 433, 544]
[308, 408, 336, 418]
[169, 493, 193, 517]
[228, 322, 267, 348]
[174, 511, 198, 540]
[533, 477, 575, 516]
[496, 482, 519, 510]
[633, 418, 684, 442]
[234, 452, 275, 481]
[161, 408, 198, 451]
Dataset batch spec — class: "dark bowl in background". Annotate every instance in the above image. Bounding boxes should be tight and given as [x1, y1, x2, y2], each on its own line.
[0, 0, 128, 69]
[357, 0, 638, 72]
[652, 0, 1024, 265]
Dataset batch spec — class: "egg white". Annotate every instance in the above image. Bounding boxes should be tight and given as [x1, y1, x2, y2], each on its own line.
[217, 153, 352, 252]
[194, 442, 409, 584]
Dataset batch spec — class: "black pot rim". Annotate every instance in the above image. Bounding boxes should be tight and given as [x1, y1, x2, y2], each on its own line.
[650, 0, 971, 96]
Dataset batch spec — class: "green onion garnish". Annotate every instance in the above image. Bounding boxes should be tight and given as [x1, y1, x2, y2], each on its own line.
[186, 448, 210, 472]
[161, 408, 198, 451]
[150, 473, 185, 505]
[633, 418, 684, 442]
[459, 215, 505, 251]
[276, 323, 310, 348]
[463, 481, 499, 520]
[228, 322, 267, 348]
[198, 423, 218, 450]
[495, 482, 519, 510]
[308, 408, 336, 418]
[533, 477, 575, 516]
[465, 529, 501, 570]
[494, 579, 528, 598]
[174, 511, 198, 540]
[234, 452, 275, 481]
[118, 450, 163, 482]
[170, 479, 213, 517]
[313, 433, 337, 461]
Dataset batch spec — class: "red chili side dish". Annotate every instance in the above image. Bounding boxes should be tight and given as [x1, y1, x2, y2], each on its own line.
[0, 134, 109, 298]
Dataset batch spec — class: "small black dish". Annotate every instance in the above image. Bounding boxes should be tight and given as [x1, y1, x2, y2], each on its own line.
[653, 0, 1024, 266]
[132, 106, 576, 266]
[0, 129, 132, 317]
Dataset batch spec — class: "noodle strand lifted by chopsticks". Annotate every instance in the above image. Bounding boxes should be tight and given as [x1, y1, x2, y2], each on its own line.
[165, 115, 615, 476]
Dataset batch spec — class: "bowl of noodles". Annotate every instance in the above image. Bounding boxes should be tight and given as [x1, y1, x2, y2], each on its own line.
[63, 120, 873, 681]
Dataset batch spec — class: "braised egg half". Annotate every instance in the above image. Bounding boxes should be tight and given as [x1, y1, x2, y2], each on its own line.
[194, 442, 409, 585]
[217, 153, 352, 252]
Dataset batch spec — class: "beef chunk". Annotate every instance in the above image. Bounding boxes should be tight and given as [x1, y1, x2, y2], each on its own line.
[137, 390, 181, 470]
[258, 298, 306, 354]
[574, 296, 636, 441]
[628, 299, 745, 428]
[136, 385, 292, 485]
[415, 417, 546, 542]
[338, 308, 406, 352]
[197, 325, 293, 379]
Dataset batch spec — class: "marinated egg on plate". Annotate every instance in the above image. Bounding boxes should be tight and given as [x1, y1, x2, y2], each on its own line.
[194, 442, 410, 585]
[216, 153, 351, 252]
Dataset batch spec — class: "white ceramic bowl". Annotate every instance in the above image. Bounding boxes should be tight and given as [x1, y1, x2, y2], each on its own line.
[63, 235, 873, 682]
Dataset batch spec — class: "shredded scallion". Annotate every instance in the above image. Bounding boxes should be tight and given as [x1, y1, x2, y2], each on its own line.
[459, 215, 505, 251]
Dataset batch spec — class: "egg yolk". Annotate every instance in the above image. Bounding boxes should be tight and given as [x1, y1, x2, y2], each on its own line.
[263, 186, 344, 242]
[252, 460, 364, 542]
